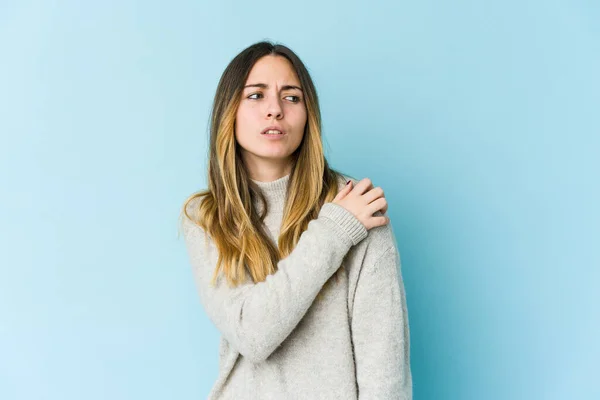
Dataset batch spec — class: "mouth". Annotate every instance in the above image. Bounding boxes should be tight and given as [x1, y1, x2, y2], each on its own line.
[260, 127, 287, 136]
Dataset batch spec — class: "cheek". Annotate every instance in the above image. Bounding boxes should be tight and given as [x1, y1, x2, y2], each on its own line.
[286, 107, 307, 129]
[296, 110, 308, 132]
[235, 106, 256, 132]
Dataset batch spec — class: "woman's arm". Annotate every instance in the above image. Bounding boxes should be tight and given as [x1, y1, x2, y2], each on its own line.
[182, 202, 368, 363]
[351, 244, 412, 399]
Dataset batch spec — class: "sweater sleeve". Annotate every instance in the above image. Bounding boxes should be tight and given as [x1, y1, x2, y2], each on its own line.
[351, 244, 413, 400]
[182, 202, 368, 363]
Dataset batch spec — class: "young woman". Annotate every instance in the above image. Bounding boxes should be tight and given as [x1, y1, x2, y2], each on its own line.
[180, 41, 412, 399]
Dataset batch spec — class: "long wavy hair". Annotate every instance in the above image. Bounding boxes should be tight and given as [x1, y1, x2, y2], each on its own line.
[180, 41, 352, 302]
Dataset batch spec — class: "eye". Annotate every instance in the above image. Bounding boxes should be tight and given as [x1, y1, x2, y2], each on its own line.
[247, 92, 301, 103]
[285, 95, 301, 103]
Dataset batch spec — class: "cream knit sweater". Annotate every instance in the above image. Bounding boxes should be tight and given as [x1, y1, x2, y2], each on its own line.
[182, 173, 412, 399]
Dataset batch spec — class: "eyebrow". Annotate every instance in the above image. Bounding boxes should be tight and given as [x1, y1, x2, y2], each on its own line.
[243, 83, 303, 92]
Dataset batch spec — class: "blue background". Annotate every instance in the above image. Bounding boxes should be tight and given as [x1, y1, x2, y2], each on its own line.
[1, 1, 598, 399]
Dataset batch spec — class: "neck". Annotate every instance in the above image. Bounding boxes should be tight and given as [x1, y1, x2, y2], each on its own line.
[241, 153, 294, 183]
[251, 172, 290, 212]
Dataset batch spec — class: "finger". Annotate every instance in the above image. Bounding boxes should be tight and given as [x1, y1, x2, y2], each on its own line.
[378, 215, 390, 226]
[362, 186, 384, 205]
[351, 177, 374, 196]
[364, 215, 388, 230]
[381, 202, 388, 214]
[366, 197, 387, 216]
[334, 180, 353, 202]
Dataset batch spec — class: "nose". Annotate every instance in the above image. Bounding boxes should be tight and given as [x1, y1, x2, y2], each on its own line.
[265, 95, 283, 120]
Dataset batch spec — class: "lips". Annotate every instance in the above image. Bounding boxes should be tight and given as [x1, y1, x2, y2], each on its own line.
[260, 125, 286, 135]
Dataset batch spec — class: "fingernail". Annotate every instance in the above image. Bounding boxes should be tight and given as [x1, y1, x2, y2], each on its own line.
[346, 180, 351, 185]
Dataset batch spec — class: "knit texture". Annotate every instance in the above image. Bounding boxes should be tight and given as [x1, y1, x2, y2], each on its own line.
[182, 173, 412, 399]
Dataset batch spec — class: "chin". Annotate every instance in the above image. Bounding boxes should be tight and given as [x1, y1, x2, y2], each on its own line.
[252, 148, 294, 159]
[260, 152, 293, 160]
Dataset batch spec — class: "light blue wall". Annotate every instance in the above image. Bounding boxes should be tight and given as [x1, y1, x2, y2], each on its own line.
[1, 1, 598, 399]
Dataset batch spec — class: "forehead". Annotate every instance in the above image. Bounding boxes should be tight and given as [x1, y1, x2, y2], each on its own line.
[245, 55, 300, 85]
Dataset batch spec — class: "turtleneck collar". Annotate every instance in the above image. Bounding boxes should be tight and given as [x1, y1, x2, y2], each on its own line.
[250, 173, 290, 210]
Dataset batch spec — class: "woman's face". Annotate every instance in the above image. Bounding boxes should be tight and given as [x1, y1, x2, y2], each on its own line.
[235, 55, 307, 179]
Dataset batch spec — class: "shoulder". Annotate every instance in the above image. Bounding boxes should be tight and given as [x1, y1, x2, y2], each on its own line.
[337, 173, 399, 266]
[183, 193, 204, 221]
[180, 191, 209, 239]
[358, 209, 398, 269]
